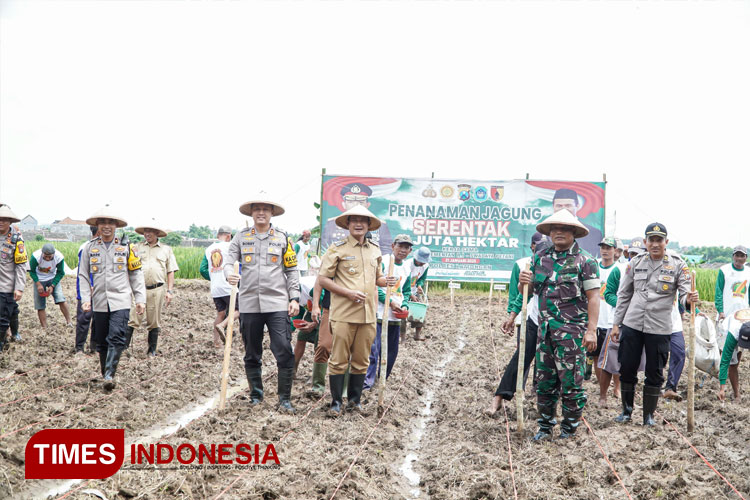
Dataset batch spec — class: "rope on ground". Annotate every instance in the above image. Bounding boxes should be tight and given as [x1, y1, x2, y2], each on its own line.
[657, 411, 747, 500]
[212, 392, 327, 500]
[328, 361, 416, 500]
[55, 479, 93, 500]
[0, 359, 66, 382]
[501, 403, 519, 500]
[0, 372, 96, 409]
[581, 416, 634, 500]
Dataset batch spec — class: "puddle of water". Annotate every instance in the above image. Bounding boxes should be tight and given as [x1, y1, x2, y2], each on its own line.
[23, 380, 248, 500]
[400, 335, 466, 499]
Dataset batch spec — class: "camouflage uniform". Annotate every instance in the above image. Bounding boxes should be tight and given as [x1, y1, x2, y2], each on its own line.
[531, 241, 599, 436]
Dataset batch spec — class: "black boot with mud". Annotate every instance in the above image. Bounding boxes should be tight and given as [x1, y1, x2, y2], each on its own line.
[147, 328, 159, 357]
[246, 366, 264, 407]
[584, 357, 593, 381]
[103, 346, 123, 391]
[328, 374, 345, 417]
[642, 384, 660, 426]
[346, 373, 366, 414]
[9, 313, 21, 342]
[98, 348, 108, 378]
[277, 366, 296, 414]
[532, 404, 557, 442]
[615, 382, 635, 423]
[559, 410, 582, 439]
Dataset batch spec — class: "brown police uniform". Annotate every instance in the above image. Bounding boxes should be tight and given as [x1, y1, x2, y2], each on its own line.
[319, 234, 384, 375]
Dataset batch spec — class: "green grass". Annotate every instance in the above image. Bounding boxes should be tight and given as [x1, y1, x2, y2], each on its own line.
[694, 268, 717, 303]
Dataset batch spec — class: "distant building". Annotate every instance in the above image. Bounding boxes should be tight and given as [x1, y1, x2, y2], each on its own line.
[50, 216, 91, 239]
[19, 215, 38, 231]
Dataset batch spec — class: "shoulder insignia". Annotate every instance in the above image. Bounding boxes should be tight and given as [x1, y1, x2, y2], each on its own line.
[283, 237, 297, 268]
[334, 239, 347, 247]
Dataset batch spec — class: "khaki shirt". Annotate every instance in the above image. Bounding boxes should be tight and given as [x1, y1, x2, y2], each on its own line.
[613, 252, 691, 335]
[319, 235, 384, 324]
[78, 237, 147, 313]
[135, 241, 179, 287]
[223, 225, 300, 313]
[0, 231, 26, 294]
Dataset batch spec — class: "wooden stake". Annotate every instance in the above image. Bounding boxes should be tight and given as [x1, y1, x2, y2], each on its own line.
[450, 279, 454, 308]
[377, 257, 396, 418]
[687, 270, 696, 433]
[516, 263, 531, 433]
[219, 261, 240, 411]
[488, 278, 494, 308]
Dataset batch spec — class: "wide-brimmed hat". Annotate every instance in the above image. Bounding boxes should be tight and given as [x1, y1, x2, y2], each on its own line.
[536, 209, 589, 238]
[239, 192, 285, 217]
[85, 205, 127, 228]
[135, 218, 168, 238]
[0, 205, 20, 223]
[334, 205, 381, 231]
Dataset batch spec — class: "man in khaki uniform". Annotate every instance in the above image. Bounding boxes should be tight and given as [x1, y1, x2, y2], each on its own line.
[318, 205, 394, 416]
[79, 206, 146, 390]
[126, 220, 179, 356]
[0, 205, 27, 354]
[225, 194, 300, 413]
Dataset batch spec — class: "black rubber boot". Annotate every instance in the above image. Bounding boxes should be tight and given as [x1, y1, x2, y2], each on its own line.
[559, 409, 583, 439]
[9, 313, 20, 342]
[615, 382, 635, 423]
[346, 373, 366, 413]
[328, 374, 345, 417]
[98, 347, 108, 377]
[246, 366, 264, 406]
[103, 346, 123, 390]
[532, 404, 557, 442]
[584, 357, 593, 381]
[146, 328, 159, 357]
[643, 385, 660, 427]
[277, 366, 296, 414]
[124, 327, 134, 350]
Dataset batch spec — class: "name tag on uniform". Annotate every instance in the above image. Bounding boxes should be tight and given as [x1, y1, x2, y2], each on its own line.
[634, 272, 647, 280]
[658, 275, 674, 283]
[342, 256, 356, 261]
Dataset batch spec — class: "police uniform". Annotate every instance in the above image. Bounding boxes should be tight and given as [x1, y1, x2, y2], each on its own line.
[79, 232, 146, 386]
[127, 236, 179, 355]
[223, 220, 300, 411]
[529, 210, 600, 440]
[612, 223, 692, 426]
[0, 205, 27, 353]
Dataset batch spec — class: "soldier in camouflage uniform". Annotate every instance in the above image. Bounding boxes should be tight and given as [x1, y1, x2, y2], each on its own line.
[520, 209, 600, 441]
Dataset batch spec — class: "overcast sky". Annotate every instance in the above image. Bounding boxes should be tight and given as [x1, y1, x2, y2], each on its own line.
[1, 0, 748, 246]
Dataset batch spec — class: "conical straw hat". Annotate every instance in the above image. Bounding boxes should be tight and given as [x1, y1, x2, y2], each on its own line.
[334, 205, 382, 231]
[135, 218, 168, 238]
[0, 205, 20, 223]
[85, 205, 128, 228]
[536, 209, 589, 238]
[239, 191, 285, 217]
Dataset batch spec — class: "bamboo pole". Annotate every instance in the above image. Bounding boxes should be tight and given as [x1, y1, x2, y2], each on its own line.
[516, 263, 531, 433]
[219, 261, 240, 411]
[377, 257, 396, 418]
[687, 270, 696, 432]
[488, 278, 494, 308]
[450, 279, 454, 308]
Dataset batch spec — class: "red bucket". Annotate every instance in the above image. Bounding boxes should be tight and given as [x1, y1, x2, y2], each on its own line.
[292, 319, 307, 328]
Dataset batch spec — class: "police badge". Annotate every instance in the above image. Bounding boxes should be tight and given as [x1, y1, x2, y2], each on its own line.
[458, 184, 472, 202]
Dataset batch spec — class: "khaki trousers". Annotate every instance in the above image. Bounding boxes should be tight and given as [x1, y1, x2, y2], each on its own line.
[328, 320, 376, 375]
[313, 309, 333, 363]
[128, 285, 166, 330]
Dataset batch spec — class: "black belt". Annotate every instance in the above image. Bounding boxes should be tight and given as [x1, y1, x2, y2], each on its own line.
[146, 283, 164, 290]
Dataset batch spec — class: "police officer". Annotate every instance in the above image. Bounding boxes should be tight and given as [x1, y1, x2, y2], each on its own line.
[321, 182, 393, 253]
[611, 223, 699, 426]
[0, 205, 27, 354]
[318, 204, 393, 416]
[79, 206, 146, 390]
[125, 220, 179, 356]
[519, 209, 600, 441]
[224, 195, 300, 413]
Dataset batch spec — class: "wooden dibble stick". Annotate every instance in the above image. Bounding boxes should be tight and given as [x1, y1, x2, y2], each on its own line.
[219, 261, 240, 411]
[687, 270, 697, 432]
[516, 263, 531, 433]
[377, 258, 396, 418]
[450, 279, 455, 307]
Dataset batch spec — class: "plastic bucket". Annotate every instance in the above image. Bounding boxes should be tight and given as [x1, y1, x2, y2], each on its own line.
[406, 302, 428, 323]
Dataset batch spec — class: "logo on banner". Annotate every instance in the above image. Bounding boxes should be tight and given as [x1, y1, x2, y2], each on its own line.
[473, 186, 488, 202]
[491, 185, 504, 201]
[440, 185, 454, 198]
[457, 184, 472, 202]
[25, 429, 125, 479]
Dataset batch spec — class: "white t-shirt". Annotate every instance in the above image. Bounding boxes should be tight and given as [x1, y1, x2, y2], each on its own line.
[377, 254, 411, 321]
[718, 263, 750, 316]
[407, 258, 429, 294]
[32, 249, 64, 282]
[205, 241, 233, 298]
[295, 240, 311, 272]
[597, 260, 617, 329]
[299, 275, 317, 310]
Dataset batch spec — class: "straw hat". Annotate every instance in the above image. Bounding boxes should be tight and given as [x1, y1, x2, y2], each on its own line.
[334, 205, 381, 231]
[0, 205, 21, 223]
[536, 209, 589, 238]
[239, 192, 285, 217]
[85, 205, 128, 228]
[135, 218, 168, 238]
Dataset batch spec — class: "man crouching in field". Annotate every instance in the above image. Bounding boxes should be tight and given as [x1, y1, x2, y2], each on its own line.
[519, 209, 600, 441]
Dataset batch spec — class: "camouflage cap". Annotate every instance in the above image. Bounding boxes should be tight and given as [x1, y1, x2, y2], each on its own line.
[393, 234, 414, 246]
[598, 237, 617, 248]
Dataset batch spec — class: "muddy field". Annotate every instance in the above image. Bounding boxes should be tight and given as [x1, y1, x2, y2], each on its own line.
[1, 280, 749, 499]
